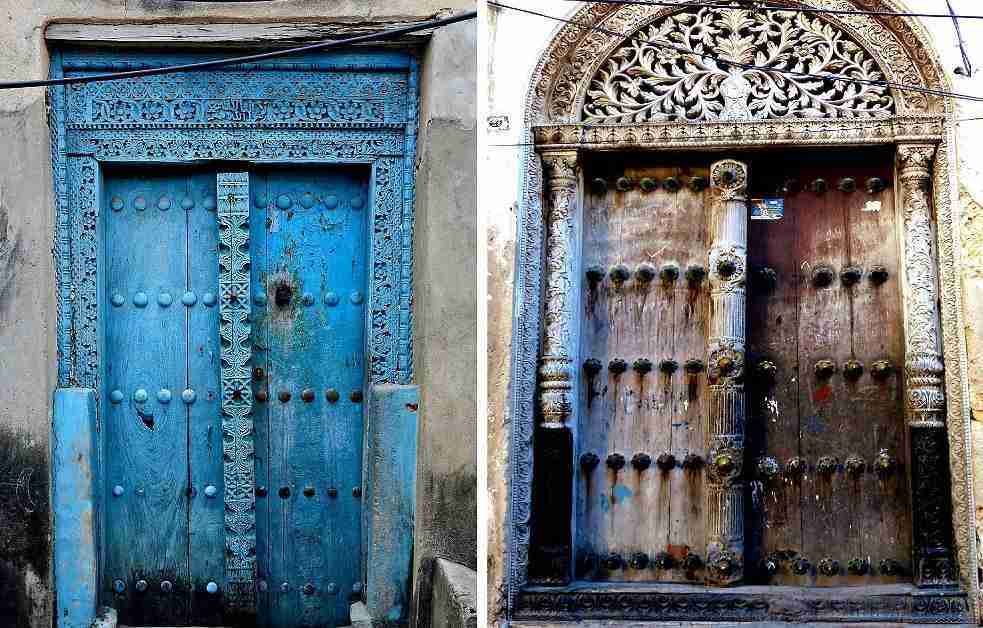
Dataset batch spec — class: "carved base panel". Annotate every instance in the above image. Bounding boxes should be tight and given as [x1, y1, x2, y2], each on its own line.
[515, 584, 969, 624]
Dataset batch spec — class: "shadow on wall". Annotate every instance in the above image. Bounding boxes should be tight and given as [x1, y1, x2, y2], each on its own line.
[0, 424, 50, 626]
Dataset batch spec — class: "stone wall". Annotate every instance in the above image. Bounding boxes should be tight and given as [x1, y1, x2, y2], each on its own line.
[0, 2, 475, 626]
[484, 0, 983, 621]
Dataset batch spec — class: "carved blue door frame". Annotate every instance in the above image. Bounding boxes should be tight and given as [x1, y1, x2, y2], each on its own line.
[48, 47, 419, 626]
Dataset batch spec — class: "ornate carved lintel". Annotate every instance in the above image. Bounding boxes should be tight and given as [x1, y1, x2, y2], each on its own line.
[897, 143, 957, 588]
[705, 158, 749, 586]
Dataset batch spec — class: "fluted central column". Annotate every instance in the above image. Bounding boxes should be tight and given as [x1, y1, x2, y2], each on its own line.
[897, 143, 957, 587]
[705, 158, 749, 586]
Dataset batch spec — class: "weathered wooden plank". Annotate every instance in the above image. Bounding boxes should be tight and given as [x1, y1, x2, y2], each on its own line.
[186, 173, 224, 623]
[104, 171, 191, 625]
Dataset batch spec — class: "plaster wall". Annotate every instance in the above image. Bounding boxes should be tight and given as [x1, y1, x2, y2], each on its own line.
[0, 1, 475, 627]
[483, 0, 983, 621]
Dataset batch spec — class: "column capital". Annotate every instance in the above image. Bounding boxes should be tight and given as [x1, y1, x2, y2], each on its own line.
[897, 143, 937, 181]
[540, 150, 580, 184]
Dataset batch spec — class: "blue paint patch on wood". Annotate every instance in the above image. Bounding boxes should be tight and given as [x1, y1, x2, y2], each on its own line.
[52, 388, 99, 628]
[364, 384, 418, 626]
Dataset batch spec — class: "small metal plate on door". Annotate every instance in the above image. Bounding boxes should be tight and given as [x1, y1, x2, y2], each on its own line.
[751, 198, 784, 220]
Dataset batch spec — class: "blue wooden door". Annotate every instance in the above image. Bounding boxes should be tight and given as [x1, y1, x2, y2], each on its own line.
[250, 167, 369, 628]
[103, 166, 368, 627]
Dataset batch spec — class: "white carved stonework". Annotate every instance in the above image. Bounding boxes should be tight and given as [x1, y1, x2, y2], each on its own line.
[898, 143, 946, 429]
[538, 151, 580, 425]
[705, 158, 749, 586]
[583, 7, 895, 124]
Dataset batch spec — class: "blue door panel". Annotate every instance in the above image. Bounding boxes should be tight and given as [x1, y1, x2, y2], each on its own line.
[251, 167, 369, 628]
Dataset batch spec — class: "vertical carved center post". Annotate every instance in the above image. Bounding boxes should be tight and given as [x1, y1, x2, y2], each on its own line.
[528, 150, 580, 585]
[897, 143, 957, 587]
[705, 159, 749, 586]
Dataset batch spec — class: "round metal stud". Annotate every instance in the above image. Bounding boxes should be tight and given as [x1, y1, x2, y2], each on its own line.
[204, 485, 218, 498]
[181, 291, 197, 307]
[663, 176, 681, 192]
[818, 557, 839, 576]
[843, 359, 864, 381]
[631, 452, 652, 471]
[608, 358, 628, 375]
[639, 177, 658, 192]
[351, 196, 365, 210]
[157, 389, 171, 403]
[324, 292, 340, 306]
[689, 175, 708, 192]
[840, 266, 863, 287]
[111, 293, 125, 307]
[684, 358, 705, 375]
[280, 582, 290, 593]
[816, 455, 838, 477]
[161, 580, 173, 593]
[838, 177, 857, 193]
[278, 390, 291, 403]
[847, 558, 869, 575]
[792, 557, 811, 575]
[136, 487, 145, 497]
[585, 265, 606, 285]
[113, 485, 124, 497]
[182, 388, 196, 404]
[580, 452, 600, 471]
[814, 359, 836, 378]
[350, 390, 363, 403]
[202, 292, 217, 307]
[258, 580, 269, 593]
[256, 486, 268, 497]
[327, 487, 338, 498]
[133, 292, 149, 307]
[758, 456, 780, 480]
[656, 451, 676, 472]
[713, 554, 735, 576]
[113, 579, 126, 593]
[350, 291, 364, 305]
[654, 552, 675, 570]
[255, 389, 269, 403]
[811, 265, 835, 288]
[134, 196, 147, 211]
[303, 583, 315, 595]
[682, 453, 704, 470]
[602, 553, 622, 570]
[181, 196, 195, 210]
[110, 390, 124, 404]
[206, 581, 219, 594]
[325, 389, 340, 403]
[635, 262, 657, 284]
[712, 452, 735, 476]
[786, 456, 807, 477]
[133, 388, 148, 403]
[276, 194, 292, 210]
[254, 193, 268, 209]
[302, 293, 314, 306]
[783, 178, 802, 195]
[583, 358, 602, 377]
[685, 264, 706, 285]
[303, 486, 315, 497]
[158, 292, 172, 307]
[590, 178, 607, 194]
[110, 196, 125, 211]
[301, 388, 315, 403]
[811, 178, 828, 194]
[875, 451, 897, 476]
[716, 259, 737, 278]
[324, 195, 339, 210]
[754, 267, 778, 292]
[301, 192, 315, 209]
[879, 558, 901, 576]
[615, 176, 633, 192]
[870, 359, 894, 380]
[660, 263, 680, 283]
[756, 360, 777, 383]
[632, 358, 653, 375]
[353, 487, 362, 498]
[716, 356, 736, 375]
[279, 486, 291, 498]
[659, 359, 678, 375]
[628, 552, 649, 570]
[869, 265, 889, 285]
[682, 553, 703, 571]
[158, 196, 171, 211]
[326, 582, 339, 595]
[866, 177, 887, 194]
[609, 264, 631, 284]
[845, 456, 866, 478]
[606, 452, 626, 471]
[203, 196, 217, 211]
[135, 579, 148, 592]
[762, 556, 779, 578]
[254, 292, 268, 306]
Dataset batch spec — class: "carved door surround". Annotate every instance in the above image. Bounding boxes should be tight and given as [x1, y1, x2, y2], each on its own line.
[47, 45, 419, 624]
[505, 1, 978, 624]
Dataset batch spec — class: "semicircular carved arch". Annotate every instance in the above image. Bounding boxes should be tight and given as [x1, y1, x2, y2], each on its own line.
[532, 0, 948, 124]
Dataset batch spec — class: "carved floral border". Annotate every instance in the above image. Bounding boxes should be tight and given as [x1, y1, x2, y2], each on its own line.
[503, 0, 978, 621]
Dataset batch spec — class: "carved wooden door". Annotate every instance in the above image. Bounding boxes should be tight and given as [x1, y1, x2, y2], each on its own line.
[745, 150, 911, 585]
[102, 166, 369, 627]
[577, 156, 712, 582]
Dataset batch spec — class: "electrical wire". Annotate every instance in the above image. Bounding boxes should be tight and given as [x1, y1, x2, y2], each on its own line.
[559, 0, 983, 20]
[488, 1, 983, 103]
[945, 0, 974, 76]
[0, 10, 477, 90]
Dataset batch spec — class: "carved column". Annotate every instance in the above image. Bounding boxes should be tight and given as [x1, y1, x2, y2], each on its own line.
[528, 150, 579, 585]
[705, 158, 749, 586]
[897, 143, 958, 587]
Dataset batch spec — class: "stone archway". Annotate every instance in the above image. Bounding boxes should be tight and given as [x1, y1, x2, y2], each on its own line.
[504, 0, 978, 623]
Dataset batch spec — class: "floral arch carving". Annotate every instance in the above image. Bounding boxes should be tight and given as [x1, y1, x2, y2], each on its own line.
[503, 0, 979, 623]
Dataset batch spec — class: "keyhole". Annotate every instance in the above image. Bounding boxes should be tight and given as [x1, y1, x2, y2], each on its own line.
[275, 283, 293, 307]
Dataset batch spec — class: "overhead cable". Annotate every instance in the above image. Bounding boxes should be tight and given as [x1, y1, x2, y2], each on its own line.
[0, 10, 477, 90]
